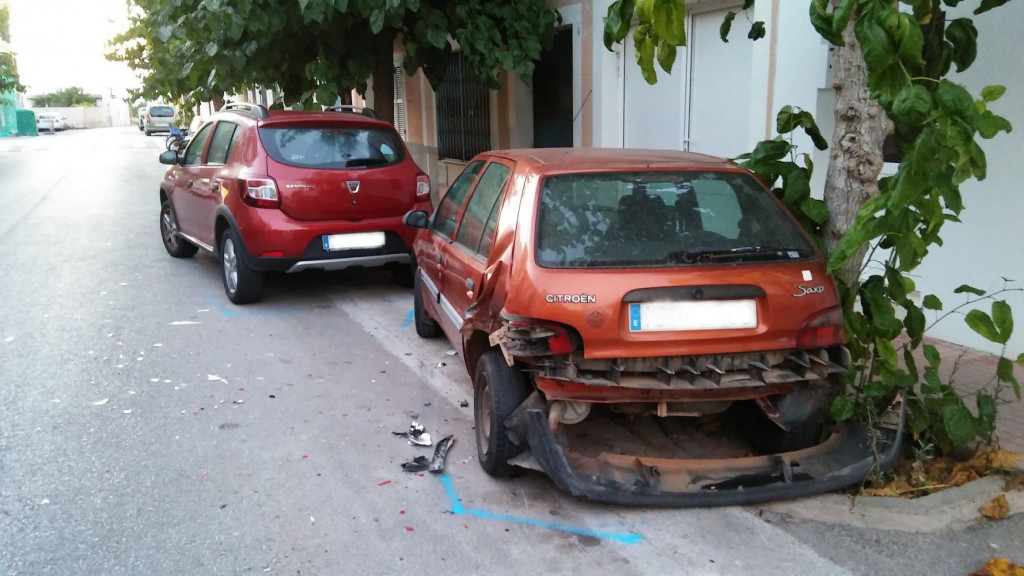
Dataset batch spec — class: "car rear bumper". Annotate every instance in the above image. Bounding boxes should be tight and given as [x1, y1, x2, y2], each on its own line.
[246, 230, 413, 273]
[513, 393, 905, 507]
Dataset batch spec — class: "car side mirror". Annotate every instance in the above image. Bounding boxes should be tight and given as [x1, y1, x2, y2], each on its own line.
[159, 150, 181, 165]
[403, 210, 429, 229]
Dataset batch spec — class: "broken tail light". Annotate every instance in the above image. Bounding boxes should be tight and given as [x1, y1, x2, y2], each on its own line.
[416, 174, 431, 200]
[242, 177, 280, 208]
[796, 306, 846, 349]
[505, 320, 578, 356]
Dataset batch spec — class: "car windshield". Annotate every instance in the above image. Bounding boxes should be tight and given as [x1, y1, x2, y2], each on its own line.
[259, 125, 404, 169]
[149, 106, 174, 117]
[535, 171, 816, 268]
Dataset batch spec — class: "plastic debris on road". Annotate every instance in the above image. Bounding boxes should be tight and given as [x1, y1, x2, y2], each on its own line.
[93, 398, 110, 406]
[401, 434, 455, 473]
[393, 420, 432, 446]
[459, 400, 469, 408]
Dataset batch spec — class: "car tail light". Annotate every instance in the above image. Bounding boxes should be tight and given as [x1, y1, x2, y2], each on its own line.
[416, 174, 431, 199]
[796, 306, 846, 349]
[506, 320, 577, 356]
[241, 178, 280, 208]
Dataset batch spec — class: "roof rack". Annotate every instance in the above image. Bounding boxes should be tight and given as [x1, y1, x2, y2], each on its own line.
[326, 105, 379, 120]
[219, 102, 270, 119]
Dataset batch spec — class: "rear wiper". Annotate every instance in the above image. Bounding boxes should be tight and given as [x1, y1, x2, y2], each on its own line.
[668, 246, 805, 263]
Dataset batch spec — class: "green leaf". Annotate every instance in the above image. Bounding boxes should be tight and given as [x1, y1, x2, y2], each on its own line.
[905, 305, 926, 342]
[974, 0, 1011, 15]
[965, 309, 1000, 342]
[992, 300, 1013, 343]
[934, 79, 975, 117]
[923, 294, 943, 311]
[832, 0, 855, 35]
[656, 39, 677, 73]
[809, 0, 845, 46]
[799, 197, 830, 225]
[651, 0, 687, 45]
[205, 42, 218, 57]
[634, 27, 658, 84]
[904, 347, 919, 380]
[875, 337, 899, 369]
[945, 18, 978, 72]
[747, 21, 766, 41]
[720, 11, 736, 42]
[942, 403, 976, 446]
[953, 284, 986, 296]
[831, 395, 855, 422]
[997, 357, 1021, 399]
[981, 85, 1006, 102]
[894, 12, 925, 67]
[603, 0, 636, 50]
[977, 111, 1013, 139]
[892, 84, 933, 125]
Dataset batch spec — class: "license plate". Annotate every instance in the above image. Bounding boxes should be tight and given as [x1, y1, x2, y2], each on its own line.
[322, 232, 385, 251]
[628, 300, 757, 332]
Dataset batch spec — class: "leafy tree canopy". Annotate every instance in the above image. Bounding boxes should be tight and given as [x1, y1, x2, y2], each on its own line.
[1, 1, 26, 95]
[107, 0, 560, 120]
[31, 86, 98, 107]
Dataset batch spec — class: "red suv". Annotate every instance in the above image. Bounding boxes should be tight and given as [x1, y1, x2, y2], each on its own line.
[158, 104, 431, 303]
[404, 148, 905, 506]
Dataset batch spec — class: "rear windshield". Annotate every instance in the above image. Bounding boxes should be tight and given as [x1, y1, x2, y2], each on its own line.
[149, 106, 174, 117]
[259, 126, 405, 169]
[535, 171, 816, 268]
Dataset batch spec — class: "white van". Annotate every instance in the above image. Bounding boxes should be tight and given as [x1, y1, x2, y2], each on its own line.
[142, 104, 177, 135]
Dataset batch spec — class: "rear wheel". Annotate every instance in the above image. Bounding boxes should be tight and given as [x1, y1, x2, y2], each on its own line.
[474, 351, 530, 477]
[159, 200, 197, 258]
[220, 228, 264, 304]
[735, 383, 831, 454]
[413, 273, 441, 338]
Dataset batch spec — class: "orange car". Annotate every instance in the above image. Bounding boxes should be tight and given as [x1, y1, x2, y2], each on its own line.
[404, 148, 904, 506]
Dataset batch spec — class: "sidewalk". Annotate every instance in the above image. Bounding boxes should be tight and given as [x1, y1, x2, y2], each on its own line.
[924, 337, 1024, 454]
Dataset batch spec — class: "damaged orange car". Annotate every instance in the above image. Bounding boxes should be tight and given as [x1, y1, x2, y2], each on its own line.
[403, 148, 904, 506]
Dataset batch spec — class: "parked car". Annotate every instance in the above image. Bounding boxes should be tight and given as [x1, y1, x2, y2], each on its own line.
[158, 103, 432, 304]
[35, 113, 65, 132]
[142, 104, 177, 135]
[404, 148, 905, 506]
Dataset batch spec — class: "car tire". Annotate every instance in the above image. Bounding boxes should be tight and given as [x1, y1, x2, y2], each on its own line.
[145, 128, 152, 136]
[390, 263, 415, 288]
[219, 227, 264, 305]
[413, 272, 441, 338]
[160, 199, 198, 258]
[474, 351, 530, 477]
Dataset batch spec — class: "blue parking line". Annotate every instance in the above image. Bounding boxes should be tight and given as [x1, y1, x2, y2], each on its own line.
[401, 309, 414, 328]
[206, 298, 238, 318]
[439, 475, 643, 544]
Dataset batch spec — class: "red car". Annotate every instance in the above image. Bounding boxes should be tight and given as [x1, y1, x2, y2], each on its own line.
[404, 148, 905, 506]
[158, 104, 431, 303]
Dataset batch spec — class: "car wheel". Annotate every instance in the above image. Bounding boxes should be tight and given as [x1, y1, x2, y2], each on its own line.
[219, 228, 264, 304]
[145, 128, 152, 136]
[390, 263, 415, 288]
[474, 351, 530, 477]
[160, 200, 198, 258]
[413, 272, 441, 338]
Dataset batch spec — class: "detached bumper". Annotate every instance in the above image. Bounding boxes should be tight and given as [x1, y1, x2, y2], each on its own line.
[522, 396, 905, 507]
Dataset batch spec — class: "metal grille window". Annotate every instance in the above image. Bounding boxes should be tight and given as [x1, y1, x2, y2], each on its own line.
[436, 52, 490, 161]
[394, 65, 407, 141]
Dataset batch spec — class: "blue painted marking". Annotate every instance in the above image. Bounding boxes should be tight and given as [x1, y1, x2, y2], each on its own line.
[439, 475, 642, 544]
[206, 298, 238, 318]
[628, 304, 642, 332]
[401, 309, 414, 328]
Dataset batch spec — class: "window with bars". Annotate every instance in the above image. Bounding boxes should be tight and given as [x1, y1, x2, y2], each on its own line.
[435, 52, 491, 161]
[394, 65, 407, 141]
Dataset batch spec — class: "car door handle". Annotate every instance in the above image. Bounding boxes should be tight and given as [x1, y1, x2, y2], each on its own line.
[465, 278, 475, 290]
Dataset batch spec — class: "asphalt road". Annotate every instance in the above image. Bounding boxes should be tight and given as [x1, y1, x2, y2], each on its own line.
[1, 127, 1020, 576]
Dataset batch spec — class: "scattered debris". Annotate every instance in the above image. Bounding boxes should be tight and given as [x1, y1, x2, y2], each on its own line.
[980, 494, 1010, 520]
[459, 400, 469, 408]
[3, 336, 13, 343]
[393, 421, 432, 446]
[93, 398, 109, 406]
[378, 480, 392, 487]
[401, 435, 455, 473]
[170, 321, 202, 326]
[404, 526, 414, 532]
[123, 410, 133, 414]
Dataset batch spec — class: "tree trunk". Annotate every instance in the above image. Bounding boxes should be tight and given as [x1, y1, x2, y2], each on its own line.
[212, 95, 225, 111]
[823, 13, 891, 287]
[371, 43, 395, 126]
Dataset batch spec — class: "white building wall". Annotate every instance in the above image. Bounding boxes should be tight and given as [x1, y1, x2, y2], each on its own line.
[912, 2, 1024, 356]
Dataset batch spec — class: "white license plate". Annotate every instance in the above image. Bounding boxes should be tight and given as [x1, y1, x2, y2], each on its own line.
[322, 232, 385, 251]
[628, 300, 757, 332]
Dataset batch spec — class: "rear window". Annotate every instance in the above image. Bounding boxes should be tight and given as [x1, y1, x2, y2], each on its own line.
[259, 126, 405, 169]
[149, 106, 174, 117]
[535, 171, 816, 268]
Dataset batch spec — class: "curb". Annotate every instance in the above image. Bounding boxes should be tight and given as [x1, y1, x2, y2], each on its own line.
[761, 475, 1024, 532]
